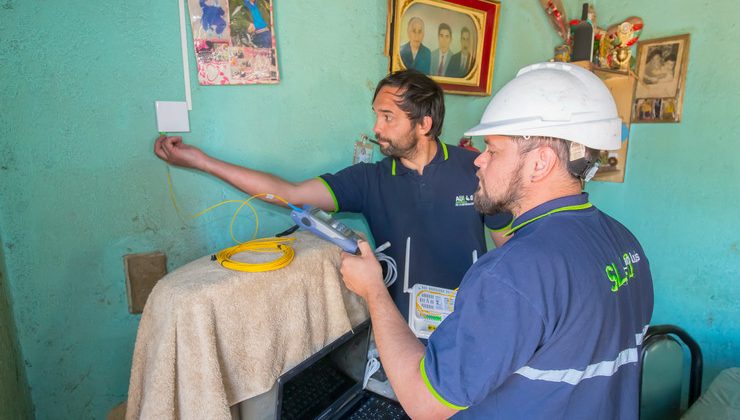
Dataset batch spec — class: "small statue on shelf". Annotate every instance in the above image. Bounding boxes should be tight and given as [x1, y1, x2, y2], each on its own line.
[539, 3, 644, 73]
[604, 17, 643, 71]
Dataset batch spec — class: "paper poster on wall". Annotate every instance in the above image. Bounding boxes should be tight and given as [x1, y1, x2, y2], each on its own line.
[189, 0, 279, 85]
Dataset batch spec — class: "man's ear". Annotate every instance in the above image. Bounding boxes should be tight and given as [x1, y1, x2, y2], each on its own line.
[530, 146, 558, 182]
[416, 115, 433, 136]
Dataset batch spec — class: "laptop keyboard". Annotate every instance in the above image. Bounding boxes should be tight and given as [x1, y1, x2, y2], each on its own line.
[280, 358, 355, 419]
[347, 395, 410, 420]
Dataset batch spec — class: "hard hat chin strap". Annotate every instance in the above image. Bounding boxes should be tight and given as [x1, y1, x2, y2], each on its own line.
[567, 142, 600, 182]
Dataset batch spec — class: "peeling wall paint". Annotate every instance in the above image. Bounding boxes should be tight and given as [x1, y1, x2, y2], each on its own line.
[0, 0, 738, 418]
[0, 233, 33, 419]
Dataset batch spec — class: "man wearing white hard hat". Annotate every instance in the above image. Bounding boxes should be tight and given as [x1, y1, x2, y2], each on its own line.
[341, 62, 654, 418]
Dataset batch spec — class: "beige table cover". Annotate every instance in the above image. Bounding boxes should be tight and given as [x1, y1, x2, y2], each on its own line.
[126, 232, 368, 419]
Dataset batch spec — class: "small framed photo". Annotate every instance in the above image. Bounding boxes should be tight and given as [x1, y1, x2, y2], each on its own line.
[633, 34, 690, 123]
[388, 0, 501, 96]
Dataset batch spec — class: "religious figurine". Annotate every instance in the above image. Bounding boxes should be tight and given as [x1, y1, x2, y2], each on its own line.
[605, 17, 643, 71]
[539, 3, 643, 71]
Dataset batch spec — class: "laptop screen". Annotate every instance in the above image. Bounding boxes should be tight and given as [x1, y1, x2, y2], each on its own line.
[276, 320, 371, 420]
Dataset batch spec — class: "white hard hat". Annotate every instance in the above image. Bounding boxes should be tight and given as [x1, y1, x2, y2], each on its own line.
[465, 62, 622, 151]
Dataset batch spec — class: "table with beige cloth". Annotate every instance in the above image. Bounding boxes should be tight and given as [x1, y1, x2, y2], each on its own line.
[126, 232, 369, 420]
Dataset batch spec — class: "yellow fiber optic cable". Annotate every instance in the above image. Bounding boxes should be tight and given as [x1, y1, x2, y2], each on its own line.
[166, 165, 299, 272]
[214, 236, 296, 272]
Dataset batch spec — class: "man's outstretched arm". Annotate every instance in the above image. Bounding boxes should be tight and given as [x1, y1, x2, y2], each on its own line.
[154, 135, 336, 210]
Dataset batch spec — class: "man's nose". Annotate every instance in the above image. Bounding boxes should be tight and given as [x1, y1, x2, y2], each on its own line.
[373, 120, 382, 137]
[473, 152, 486, 168]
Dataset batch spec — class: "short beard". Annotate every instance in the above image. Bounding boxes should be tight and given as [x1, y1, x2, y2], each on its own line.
[474, 158, 525, 215]
[377, 132, 420, 159]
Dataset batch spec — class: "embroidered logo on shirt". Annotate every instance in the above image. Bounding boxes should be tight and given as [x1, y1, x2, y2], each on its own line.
[605, 251, 641, 293]
[455, 194, 474, 207]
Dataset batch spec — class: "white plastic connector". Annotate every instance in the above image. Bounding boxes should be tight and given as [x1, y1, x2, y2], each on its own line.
[375, 241, 391, 253]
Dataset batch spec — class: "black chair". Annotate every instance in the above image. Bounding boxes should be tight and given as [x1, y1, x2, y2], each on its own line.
[640, 324, 703, 419]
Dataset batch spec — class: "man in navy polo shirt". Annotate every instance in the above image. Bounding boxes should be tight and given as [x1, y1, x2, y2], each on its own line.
[153, 70, 510, 320]
[340, 62, 654, 419]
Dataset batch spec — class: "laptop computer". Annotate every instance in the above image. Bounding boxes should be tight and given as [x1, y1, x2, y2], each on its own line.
[275, 320, 409, 420]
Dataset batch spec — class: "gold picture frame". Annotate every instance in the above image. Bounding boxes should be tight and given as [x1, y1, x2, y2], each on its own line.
[632, 34, 690, 123]
[388, 0, 501, 96]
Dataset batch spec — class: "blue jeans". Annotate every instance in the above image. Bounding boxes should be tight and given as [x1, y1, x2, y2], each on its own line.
[252, 30, 272, 48]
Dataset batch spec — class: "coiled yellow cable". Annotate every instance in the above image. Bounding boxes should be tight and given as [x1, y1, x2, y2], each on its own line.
[167, 166, 298, 272]
[214, 236, 296, 272]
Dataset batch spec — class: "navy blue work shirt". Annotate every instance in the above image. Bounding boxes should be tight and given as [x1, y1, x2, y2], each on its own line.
[422, 193, 654, 419]
[319, 141, 510, 320]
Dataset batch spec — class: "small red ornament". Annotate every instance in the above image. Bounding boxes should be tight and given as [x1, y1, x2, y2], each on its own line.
[458, 137, 480, 152]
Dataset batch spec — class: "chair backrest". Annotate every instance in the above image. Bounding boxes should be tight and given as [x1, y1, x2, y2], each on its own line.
[640, 324, 703, 420]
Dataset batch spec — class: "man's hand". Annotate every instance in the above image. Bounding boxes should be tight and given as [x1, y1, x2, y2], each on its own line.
[341, 242, 455, 419]
[154, 135, 208, 170]
[340, 241, 386, 300]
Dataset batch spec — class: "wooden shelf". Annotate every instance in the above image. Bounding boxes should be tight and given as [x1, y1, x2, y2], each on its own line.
[571, 60, 636, 183]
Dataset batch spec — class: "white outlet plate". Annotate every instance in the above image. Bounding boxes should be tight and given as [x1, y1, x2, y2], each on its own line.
[155, 101, 190, 133]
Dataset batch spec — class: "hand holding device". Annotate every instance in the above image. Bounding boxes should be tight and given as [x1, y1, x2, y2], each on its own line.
[290, 206, 362, 254]
[340, 241, 387, 301]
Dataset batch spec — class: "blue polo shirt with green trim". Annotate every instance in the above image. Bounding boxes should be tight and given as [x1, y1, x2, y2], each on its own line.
[421, 193, 653, 418]
[318, 141, 511, 319]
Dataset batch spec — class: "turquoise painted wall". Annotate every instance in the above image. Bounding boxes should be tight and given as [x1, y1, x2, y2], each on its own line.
[0, 0, 737, 418]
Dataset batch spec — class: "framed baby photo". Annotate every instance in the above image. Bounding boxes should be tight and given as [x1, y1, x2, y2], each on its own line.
[388, 0, 501, 95]
[632, 34, 690, 123]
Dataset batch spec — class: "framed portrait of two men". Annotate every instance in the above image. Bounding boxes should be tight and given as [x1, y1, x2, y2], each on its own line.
[388, 0, 501, 95]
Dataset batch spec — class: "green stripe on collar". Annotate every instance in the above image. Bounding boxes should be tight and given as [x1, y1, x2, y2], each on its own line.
[505, 202, 593, 236]
[389, 141, 446, 176]
[490, 216, 514, 233]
